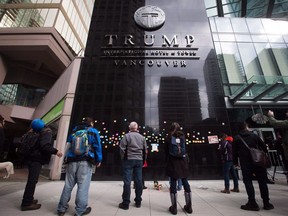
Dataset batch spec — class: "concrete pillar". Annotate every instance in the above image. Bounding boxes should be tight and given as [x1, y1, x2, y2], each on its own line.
[49, 95, 75, 180]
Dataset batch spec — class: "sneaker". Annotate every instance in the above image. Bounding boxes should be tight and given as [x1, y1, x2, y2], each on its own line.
[220, 189, 230, 194]
[32, 199, 38, 204]
[264, 202, 274, 210]
[241, 202, 260, 211]
[83, 207, 91, 215]
[135, 202, 141, 208]
[58, 212, 65, 216]
[21, 203, 41, 211]
[118, 203, 129, 210]
[74, 207, 92, 216]
[230, 188, 240, 192]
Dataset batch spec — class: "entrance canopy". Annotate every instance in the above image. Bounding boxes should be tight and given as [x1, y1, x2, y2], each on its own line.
[229, 75, 288, 105]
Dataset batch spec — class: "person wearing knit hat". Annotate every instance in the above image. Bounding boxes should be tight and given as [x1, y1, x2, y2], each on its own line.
[31, 118, 45, 133]
[21, 119, 63, 211]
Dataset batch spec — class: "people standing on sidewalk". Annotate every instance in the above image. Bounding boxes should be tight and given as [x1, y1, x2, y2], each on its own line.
[218, 133, 239, 194]
[118, 121, 147, 210]
[233, 122, 274, 211]
[165, 122, 192, 215]
[21, 119, 63, 211]
[57, 117, 102, 216]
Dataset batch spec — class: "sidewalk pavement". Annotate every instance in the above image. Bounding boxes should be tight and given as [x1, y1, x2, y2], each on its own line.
[0, 169, 287, 216]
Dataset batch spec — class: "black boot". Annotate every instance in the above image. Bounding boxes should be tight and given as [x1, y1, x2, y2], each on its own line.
[21, 203, 41, 211]
[240, 199, 260, 211]
[263, 201, 274, 210]
[184, 192, 193, 214]
[169, 193, 177, 215]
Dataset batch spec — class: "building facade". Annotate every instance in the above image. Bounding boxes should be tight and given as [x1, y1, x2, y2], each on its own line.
[0, 0, 94, 179]
[0, 0, 288, 180]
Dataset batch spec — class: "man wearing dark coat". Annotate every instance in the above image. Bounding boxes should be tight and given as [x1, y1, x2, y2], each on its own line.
[21, 118, 63, 211]
[233, 122, 274, 211]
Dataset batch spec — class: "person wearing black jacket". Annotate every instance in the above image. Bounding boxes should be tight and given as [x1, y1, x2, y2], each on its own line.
[165, 122, 192, 215]
[21, 119, 63, 211]
[233, 122, 274, 211]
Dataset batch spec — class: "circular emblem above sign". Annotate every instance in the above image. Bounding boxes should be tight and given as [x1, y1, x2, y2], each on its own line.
[134, 5, 165, 31]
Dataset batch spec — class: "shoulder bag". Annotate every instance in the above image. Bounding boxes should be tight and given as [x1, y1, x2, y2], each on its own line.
[238, 136, 271, 168]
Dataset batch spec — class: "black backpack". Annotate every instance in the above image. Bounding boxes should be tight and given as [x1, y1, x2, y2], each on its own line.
[169, 136, 186, 157]
[17, 131, 40, 160]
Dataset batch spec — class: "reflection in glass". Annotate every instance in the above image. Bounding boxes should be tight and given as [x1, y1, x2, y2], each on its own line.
[238, 43, 261, 80]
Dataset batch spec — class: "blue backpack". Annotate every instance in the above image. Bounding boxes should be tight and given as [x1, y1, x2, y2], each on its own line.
[169, 136, 185, 157]
[70, 129, 90, 156]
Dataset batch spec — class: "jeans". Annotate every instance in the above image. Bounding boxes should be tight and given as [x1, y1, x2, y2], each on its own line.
[121, 160, 143, 205]
[57, 161, 92, 216]
[169, 178, 183, 191]
[170, 177, 191, 194]
[22, 161, 42, 206]
[223, 160, 238, 189]
[241, 162, 269, 202]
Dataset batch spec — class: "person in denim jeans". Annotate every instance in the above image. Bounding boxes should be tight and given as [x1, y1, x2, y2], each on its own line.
[233, 122, 274, 211]
[119, 121, 147, 210]
[165, 122, 192, 215]
[218, 133, 239, 194]
[57, 117, 102, 216]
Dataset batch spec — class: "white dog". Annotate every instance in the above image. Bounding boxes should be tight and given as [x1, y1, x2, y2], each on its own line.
[0, 161, 14, 178]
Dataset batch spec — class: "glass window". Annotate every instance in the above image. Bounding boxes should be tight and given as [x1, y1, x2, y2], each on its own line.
[204, 0, 217, 8]
[55, 11, 65, 33]
[220, 42, 243, 83]
[251, 35, 269, 43]
[254, 43, 279, 77]
[270, 44, 288, 76]
[283, 35, 288, 44]
[261, 19, 288, 35]
[212, 33, 219, 41]
[267, 35, 284, 43]
[223, 3, 240, 17]
[235, 34, 252, 42]
[215, 18, 233, 32]
[231, 18, 249, 33]
[238, 43, 262, 80]
[246, 19, 265, 34]
[44, 9, 57, 27]
[209, 18, 217, 32]
[218, 33, 236, 42]
[247, 0, 269, 18]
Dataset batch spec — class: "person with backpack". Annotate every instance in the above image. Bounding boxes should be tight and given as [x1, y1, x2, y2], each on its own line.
[165, 122, 192, 215]
[218, 133, 239, 194]
[21, 118, 63, 211]
[57, 117, 102, 216]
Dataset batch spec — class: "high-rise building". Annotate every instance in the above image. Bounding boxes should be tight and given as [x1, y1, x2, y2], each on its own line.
[205, 0, 288, 18]
[0, 0, 94, 179]
[1, 0, 288, 180]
